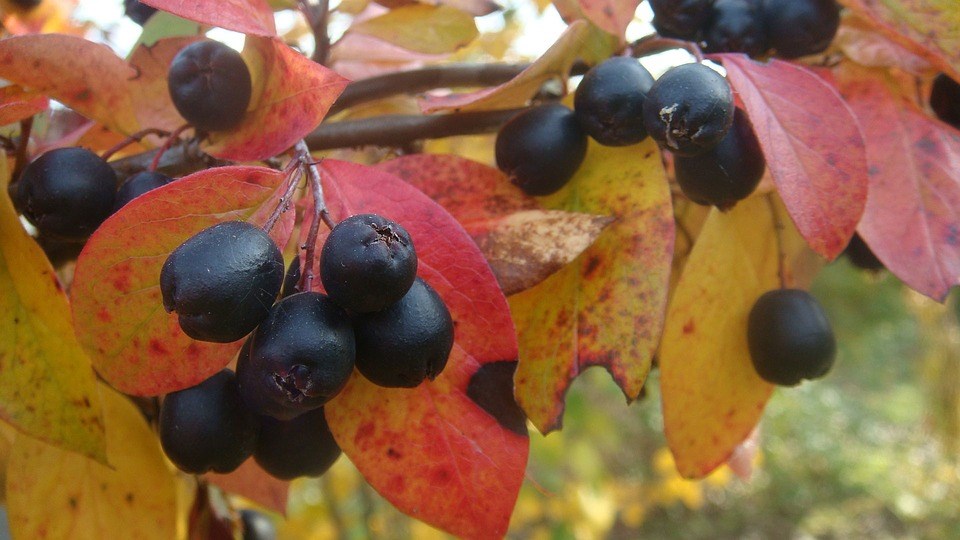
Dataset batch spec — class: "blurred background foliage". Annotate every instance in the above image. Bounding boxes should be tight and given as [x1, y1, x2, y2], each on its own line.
[232, 260, 960, 538]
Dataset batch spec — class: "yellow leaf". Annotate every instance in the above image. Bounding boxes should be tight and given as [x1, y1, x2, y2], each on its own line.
[6, 384, 179, 540]
[0, 155, 106, 463]
[510, 139, 673, 433]
[659, 194, 820, 478]
[349, 5, 478, 55]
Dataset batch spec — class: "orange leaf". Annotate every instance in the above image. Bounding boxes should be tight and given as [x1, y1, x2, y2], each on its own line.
[204, 37, 349, 161]
[127, 36, 203, 134]
[578, 0, 640, 39]
[660, 194, 819, 478]
[509, 140, 673, 433]
[313, 161, 526, 539]
[71, 166, 297, 396]
[836, 63, 960, 300]
[141, 0, 277, 36]
[207, 460, 289, 514]
[0, 85, 47, 125]
[719, 54, 868, 260]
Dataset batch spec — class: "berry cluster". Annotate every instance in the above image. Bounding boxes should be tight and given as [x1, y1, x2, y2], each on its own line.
[650, 0, 842, 59]
[157, 213, 454, 477]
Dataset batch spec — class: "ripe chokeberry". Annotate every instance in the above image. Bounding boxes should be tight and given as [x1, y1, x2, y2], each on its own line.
[761, 0, 841, 59]
[649, 0, 713, 40]
[704, 0, 769, 58]
[160, 221, 284, 343]
[674, 108, 765, 209]
[495, 103, 588, 196]
[123, 0, 156, 25]
[240, 509, 277, 540]
[237, 292, 355, 420]
[747, 289, 837, 386]
[842, 233, 884, 272]
[113, 171, 174, 212]
[574, 56, 655, 147]
[158, 369, 259, 474]
[168, 40, 252, 132]
[320, 214, 418, 313]
[642, 63, 735, 156]
[17, 147, 117, 241]
[8, 0, 41, 11]
[354, 277, 454, 388]
[253, 407, 341, 480]
[931, 74, 960, 129]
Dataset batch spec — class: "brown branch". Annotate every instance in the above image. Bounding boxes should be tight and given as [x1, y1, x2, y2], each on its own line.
[628, 35, 705, 63]
[11, 117, 33, 183]
[299, 0, 330, 65]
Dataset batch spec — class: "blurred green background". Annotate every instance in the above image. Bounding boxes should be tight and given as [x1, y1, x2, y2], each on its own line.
[269, 259, 960, 539]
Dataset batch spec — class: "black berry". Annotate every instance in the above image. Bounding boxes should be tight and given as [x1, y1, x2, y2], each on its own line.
[168, 40, 252, 132]
[113, 171, 173, 212]
[160, 221, 284, 343]
[123, 0, 157, 25]
[574, 56, 655, 147]
[931, 74, 960, 129]
[354, 277, 454, 388]
[159, 369, 259, 474]
[495, 104, 588, 196]
[704, 0, 769, 58]
[237, 292, 355, 420]
[747, 289, 836, 386]
[320, 214, 418, 313]
[16, 147, 117, 241]
[253, 407, 341, 481]
[761, 0, 841, 59]
[843, 233, 884, 271]
[240, 509, 277, 540]
[674, 108, 765, 209]
[8, 0, 41, 11]
[649, 0, 713, 40]
[642, 63, 735, 156]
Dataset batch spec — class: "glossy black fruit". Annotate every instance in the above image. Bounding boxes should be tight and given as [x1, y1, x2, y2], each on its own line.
[747, 289, 836, 386]
[281, 256, 301, 298]
[495, 104, 588, 196]
[354, 277, 454, 388]
[168, 40, 252, 132]
[237, 292, 355, 420]
[642, 63, 735, 156]
[159, 369, 259, 474]
[843, 233, 884, 271]
[253, 407, 341, 481]
[574, 56, 655, 146]
[320, 214, 418, 313]
[761, 0, 841, 58]
[160, 221, 284, 343]
[123, 0, 157, 25]
[674, 108, 765, 209]
[704, 0, 769, 57]
[240, 509, 277, 540]
[649, 0, 713, 40]
[16, 147, 117, 241]
[931, 74, 960, 129]
[113, 171, 173, 211]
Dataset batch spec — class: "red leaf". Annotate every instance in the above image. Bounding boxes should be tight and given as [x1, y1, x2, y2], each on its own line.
[0, 85, 47, 125]
[314, 161, 527, 539]
[204, 37, 349, 161]
[206, 460, 288, 514]
[71, 166, 296, 396]
[140, 0, 277, 37]
[578, 0, 640, 39]
[719, 55, 868, 259]
[836, 64, 960, 300]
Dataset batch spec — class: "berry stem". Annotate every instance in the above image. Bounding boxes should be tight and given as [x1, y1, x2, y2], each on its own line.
[100, 128, 172, 162]
[261, 157, 305, 234]
[764, 192, 788, 289]
[628, 35, 705, 63]
[295, 139, 332, 293]
[11, 117, 33, 183]
[299, 0, 331, 66]
[149, 124, 191, 172]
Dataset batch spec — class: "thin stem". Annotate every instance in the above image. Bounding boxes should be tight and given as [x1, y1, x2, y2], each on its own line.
[629, 34, 705, 63]
[299, 0, 330, 65]
[11, 117, 33, 183]
[149, 124, 191, 172]
[296, 140, 331, 293]
[765, 192, 787, 289]
[100, 127, 171, 162]
[261, 158, 305, 233]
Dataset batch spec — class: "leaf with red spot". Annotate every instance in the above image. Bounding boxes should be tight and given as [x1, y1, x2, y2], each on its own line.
[378, 154, 613, 295]
[303, 160, 527, 539]
[207, 460, 289, 514]
[718, 54, 868, 260]
[71, 166, 297, 396]
[140, 0, 277, 36]
[204, 37, 350, 161]
[578, 0, 640, 39]
[0, 85, 47, 125]
[835, 63, 960, 300]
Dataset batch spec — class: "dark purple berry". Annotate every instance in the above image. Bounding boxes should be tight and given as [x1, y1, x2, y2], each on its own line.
[168, 40, 252, 132]
[761, 0, 841, 58]
[253, 407, 341, 481]
[8, 0, 41, 10]
[843, 233, 884, 271]
[160, 221, 284, 343]
[320, 214, 418, 313]
[124, 0, 157, 25]
[649, 0, 713, 40]
[931, 74, 960, 129]
[240, 509, 277, 540]
[113, 171, 173, 212]
[159, 369, 259, 474]
[704, 0, 769, 58]
[574, 56, 655, 146]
